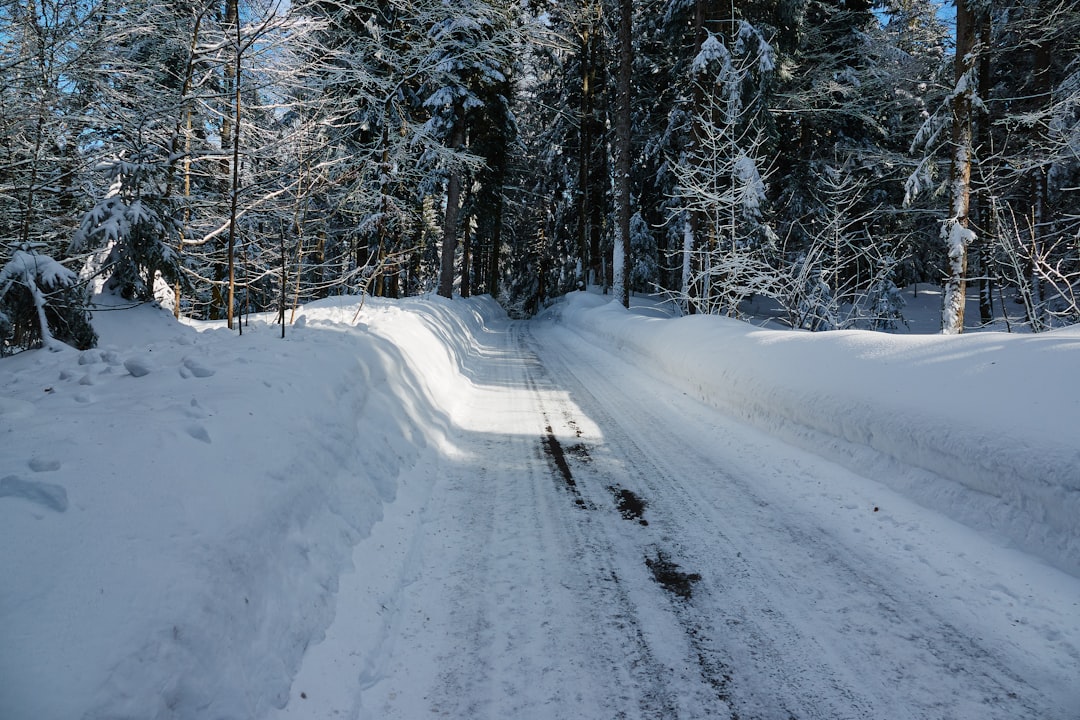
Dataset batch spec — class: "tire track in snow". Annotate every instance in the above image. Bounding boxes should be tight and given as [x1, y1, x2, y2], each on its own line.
[363, 317, 723, 719]
[518, 323, 737, 718]
[519, 328, 693, 718]
[527, 319, 1061, 720]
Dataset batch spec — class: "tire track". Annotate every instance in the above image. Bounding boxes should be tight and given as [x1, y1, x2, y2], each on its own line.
[524, 320, 1057, 720]
[517, 323, 738, 718]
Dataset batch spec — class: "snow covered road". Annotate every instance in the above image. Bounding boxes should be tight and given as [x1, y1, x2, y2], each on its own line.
[274, 309, 1080, 720]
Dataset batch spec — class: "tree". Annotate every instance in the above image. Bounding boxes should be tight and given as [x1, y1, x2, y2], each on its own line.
[781, 165, 905, 330]
[940, 0, 980, 334]
[669, 24, 779, 316]
[0, 244, 96, 352]
[418, 1, 516, 299]
[986, 0, 1080, 329]
[71, 155, 185, 301]
[611, 0, 633, 307]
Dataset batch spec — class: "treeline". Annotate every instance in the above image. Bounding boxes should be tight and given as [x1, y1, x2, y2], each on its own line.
[1, 0, 1078, 352]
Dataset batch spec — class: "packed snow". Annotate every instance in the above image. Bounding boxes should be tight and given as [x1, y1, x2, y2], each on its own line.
[1, 289, 1078, 719]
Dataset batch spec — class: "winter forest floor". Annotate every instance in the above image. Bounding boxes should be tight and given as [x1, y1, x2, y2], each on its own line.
[1, 287, 1079, 719]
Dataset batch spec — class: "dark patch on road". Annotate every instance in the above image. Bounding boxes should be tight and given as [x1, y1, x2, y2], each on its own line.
[542, 425, 586, 507]
[566, 417, 584, 438]
[566, 443, 591, 461]
[543, 425, 574, 486]
[645, 550, 701, 600]
[609, 485, 649, 525]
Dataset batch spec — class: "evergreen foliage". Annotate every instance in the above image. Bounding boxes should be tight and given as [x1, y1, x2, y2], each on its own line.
[0, 0, 1077, 334]
[0, 246, 96, 352]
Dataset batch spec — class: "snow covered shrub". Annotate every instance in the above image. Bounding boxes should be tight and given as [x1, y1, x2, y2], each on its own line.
[0, 246, 97, 352]
[790, 261, 839, 331]
[71, 154, 184, 301]
[862, 277, 907, 331]
[629, 212, 659, 293]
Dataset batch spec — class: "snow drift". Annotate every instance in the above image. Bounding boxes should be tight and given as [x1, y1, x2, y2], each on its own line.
[550, 292, 1080, 578]
[0, 294, 498, 720]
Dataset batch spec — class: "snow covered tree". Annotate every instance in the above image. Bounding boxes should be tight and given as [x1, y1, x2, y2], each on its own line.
[781, 165, 906, 330]
[669, 24, 780, 316]
[939, 0, 980, 334]
[499, 3, 584, 311]
[420, 1, 516, 299]
[611, 0, 633, 307]
[71, 154, 185, 301]
[628, 211, 659, 292]
[0, 244, 96, 352]
[983, 0, 1080, 329]
[0, 0, 118, 257]
[905, 1, 1080, 332]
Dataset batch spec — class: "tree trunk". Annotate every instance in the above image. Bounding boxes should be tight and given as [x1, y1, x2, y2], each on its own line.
[1028, 24, 1053, 328]
[437, 104, 466, 299]
[471, 214, 484, 296]
[612, 0, 632, 308]
[975, 11, 993, 326]
[461, 211, 472, 298]
[942, 0, 977, 334]
[586, 14, 607, 289]
[225, 0, 241, 330]
[577, 20, 594, 286]
[577, 9, 607, 290]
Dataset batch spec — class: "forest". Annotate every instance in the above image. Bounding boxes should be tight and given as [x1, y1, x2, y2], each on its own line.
[1, 0, 1079, 354]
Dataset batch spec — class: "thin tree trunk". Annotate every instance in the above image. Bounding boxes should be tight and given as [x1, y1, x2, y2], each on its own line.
[290, 236, 303, 324]
[974, 10, 994, 325]
[279, 222, 287, 338]
[612, 0, 632, 308]
[163, 6, 207, 317]
[461, 192, 473, 298]
[176, 106, 193, 319]
[577, 20, 594, 285]
[586, 14, 606, 289]
[942, 0, 977, 334]
[437, 104, 466, 299]
[225, 0, 241, 330]
[19, 0, 45, 247]
[488, 191, 504, 297]
[1028, 28, 1053, 328]
[475, 213, 488, 295]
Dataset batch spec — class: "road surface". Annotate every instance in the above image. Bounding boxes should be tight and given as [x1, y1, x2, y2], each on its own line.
[274, 312, 1080, 720]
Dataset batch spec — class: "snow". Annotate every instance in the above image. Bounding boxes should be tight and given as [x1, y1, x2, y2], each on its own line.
[0, 250, 79, 291]
[0, 294, 473, 718]
[1, 289, 1079, 719]
[691, 33, 731, 77]
[552, 291, 1080, 578]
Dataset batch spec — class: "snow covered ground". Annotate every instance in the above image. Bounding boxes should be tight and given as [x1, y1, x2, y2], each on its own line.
[1, 289, 1078, 719]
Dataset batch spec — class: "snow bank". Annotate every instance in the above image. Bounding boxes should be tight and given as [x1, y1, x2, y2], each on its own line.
[551, 293, 1080, 578]
[0, 293, 498, 720]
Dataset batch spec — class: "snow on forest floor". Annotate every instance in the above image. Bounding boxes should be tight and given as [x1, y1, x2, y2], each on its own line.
[1, 288, 1079, 719]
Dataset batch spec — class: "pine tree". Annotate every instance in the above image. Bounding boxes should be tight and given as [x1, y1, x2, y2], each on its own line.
[612, 0, 634, 307]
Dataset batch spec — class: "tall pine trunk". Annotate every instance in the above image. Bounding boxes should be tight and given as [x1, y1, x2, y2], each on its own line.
[577, 19, 595, 286]
[611, 0, 632, 308]
[460, 205, 472, 298]
[224, 0, 241, 330]
[975, 11, 994, 326]
[942, 0, 977, 334]
[437, 104, 466, 299]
